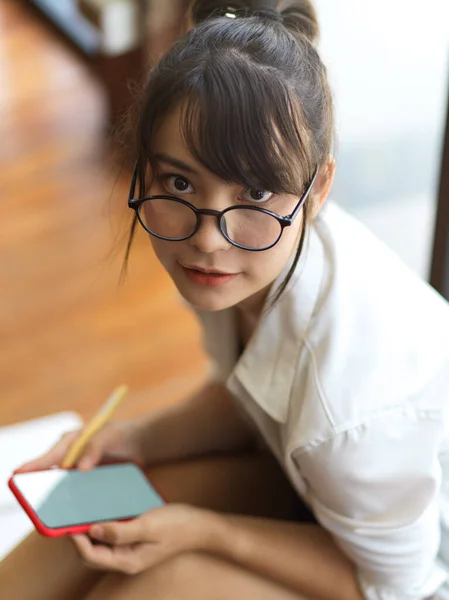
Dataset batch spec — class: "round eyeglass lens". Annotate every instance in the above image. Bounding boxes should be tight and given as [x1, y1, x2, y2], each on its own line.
[139, 198, 197, 240]
[221, 207, 283, 250]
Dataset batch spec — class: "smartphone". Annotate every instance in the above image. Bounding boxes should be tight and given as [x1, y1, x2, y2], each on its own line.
[8, 461, 165, 537]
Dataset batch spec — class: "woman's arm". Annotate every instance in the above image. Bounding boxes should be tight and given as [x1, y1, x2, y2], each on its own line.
[207, 514, 364, 600]
[296, 410, 447, 600]
[135, 380, 257, 465]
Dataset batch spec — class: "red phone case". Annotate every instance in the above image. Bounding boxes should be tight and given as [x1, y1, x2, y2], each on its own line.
[8, 459, 167, 538]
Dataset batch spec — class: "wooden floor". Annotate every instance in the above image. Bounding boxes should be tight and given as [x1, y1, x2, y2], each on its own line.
[0, 1, 208, 427]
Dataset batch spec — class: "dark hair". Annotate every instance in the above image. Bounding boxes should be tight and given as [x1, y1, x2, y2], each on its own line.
[124, 0, 334, 303]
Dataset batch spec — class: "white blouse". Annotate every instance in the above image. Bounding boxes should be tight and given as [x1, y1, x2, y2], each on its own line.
[194, 202, 449, 600]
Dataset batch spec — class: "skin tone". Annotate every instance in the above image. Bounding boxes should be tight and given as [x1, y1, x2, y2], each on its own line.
[1, 452, 362, 600]
[64, 108, 358, 600]
[144, 105, 335, 334]
[71, 505, 364, 600]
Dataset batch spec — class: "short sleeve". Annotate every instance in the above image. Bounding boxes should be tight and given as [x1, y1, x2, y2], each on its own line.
[294, 408, 448, 599]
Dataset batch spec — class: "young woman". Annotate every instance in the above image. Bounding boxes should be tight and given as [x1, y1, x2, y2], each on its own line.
[3, 1, 449, 599]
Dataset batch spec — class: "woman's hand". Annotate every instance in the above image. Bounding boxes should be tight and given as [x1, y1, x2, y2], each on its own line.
[15, 419, 147, 472]
[72, 504, 219, 574]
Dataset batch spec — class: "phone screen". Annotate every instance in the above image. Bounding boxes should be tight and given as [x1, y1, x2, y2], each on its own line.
[12, 462, 164, 529]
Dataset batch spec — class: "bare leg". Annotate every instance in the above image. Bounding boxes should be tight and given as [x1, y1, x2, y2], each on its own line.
[147, 450, 301, 519]
[85, 552, 308, 600]
[0, 451, 300, 600]
[0, 531, 102, 600]
[83, 453, 311, 600]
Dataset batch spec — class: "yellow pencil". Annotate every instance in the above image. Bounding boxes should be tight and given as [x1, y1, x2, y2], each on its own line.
[61, 385, 128, 469]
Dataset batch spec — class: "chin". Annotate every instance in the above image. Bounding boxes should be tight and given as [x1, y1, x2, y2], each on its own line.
[170, 277, 238, 312]
[180, 287, 236, 312]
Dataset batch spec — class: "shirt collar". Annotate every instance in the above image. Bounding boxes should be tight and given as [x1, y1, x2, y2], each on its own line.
[229, 219, 327, 423]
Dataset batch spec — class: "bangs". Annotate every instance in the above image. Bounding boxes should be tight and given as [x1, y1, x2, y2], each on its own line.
[140, 51, 315, 196]
[181, 55, 314, 195]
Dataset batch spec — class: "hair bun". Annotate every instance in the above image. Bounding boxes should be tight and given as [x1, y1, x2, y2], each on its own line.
[191, 1, 279, 26]
[190, 1, 319, 43]
[252, 7, 283, 22]
[281, 1, 319, 43]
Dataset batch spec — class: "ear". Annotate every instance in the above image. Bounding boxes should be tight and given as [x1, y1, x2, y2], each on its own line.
[308, 157, 335, 220]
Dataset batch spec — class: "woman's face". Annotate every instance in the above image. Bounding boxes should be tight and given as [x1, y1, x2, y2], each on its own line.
[145, 107, 324, 313]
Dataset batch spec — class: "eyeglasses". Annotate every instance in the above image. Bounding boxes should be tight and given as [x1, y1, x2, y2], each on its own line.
[128, 163, 318, 251]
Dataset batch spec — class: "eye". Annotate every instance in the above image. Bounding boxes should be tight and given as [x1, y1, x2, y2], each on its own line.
[162, 175, 194, 195]
[241, 189, 274, 203]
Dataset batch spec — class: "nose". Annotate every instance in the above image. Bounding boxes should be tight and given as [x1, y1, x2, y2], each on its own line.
[188, 213, 231, 254]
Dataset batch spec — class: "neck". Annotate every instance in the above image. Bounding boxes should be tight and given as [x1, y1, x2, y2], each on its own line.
[237, 285, 269, 319]
[235, 285, 271, 344]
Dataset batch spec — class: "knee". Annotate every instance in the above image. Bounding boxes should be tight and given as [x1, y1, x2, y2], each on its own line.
[84, 553, 211, 600]
[150, 551, 214, 586]
[142, 552, 226, 600]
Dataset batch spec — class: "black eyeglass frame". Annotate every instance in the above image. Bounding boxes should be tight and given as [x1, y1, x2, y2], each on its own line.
[128, 163, 319, 252]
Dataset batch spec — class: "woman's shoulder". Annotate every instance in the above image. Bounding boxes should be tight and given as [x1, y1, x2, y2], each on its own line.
[315, 201, 446, 315]
[311, 202, 449, 351]
[287, 203, 449, 432]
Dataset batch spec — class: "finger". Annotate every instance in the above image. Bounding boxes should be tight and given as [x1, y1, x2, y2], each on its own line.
[76, 427, 114, 470]
[72, 534, 94, 555]
[90, 517, 150, 546]
[72, 534, 113, 567]
[15, 431, 80, 472]
[76, 441, 104, 471]
[72, 534, 140, 574]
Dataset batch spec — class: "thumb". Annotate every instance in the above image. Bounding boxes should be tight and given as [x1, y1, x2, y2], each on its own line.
[76, 427, 114, 470]
[77, 444, 103, 471]
[90, 516, 150, 546]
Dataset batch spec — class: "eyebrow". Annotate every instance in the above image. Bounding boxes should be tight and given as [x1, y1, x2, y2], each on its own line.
[153, 153, 200, 176]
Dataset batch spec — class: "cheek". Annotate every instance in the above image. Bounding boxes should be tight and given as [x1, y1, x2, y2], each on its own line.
[149, 237, 176, 269]
[282, 219, 304, 252]
[234, 211, 303, 271]
[243, 226, 301, 285]
[264, 219, 303, 266]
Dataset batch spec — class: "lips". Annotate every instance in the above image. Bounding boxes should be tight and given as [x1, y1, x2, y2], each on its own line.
[180, 263, 239, 287]
[181, 264, 236, 276]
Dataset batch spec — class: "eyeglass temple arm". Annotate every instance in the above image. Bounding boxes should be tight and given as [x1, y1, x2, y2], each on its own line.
[288, 166, 320, 221]
[128, 161, 139, 202]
